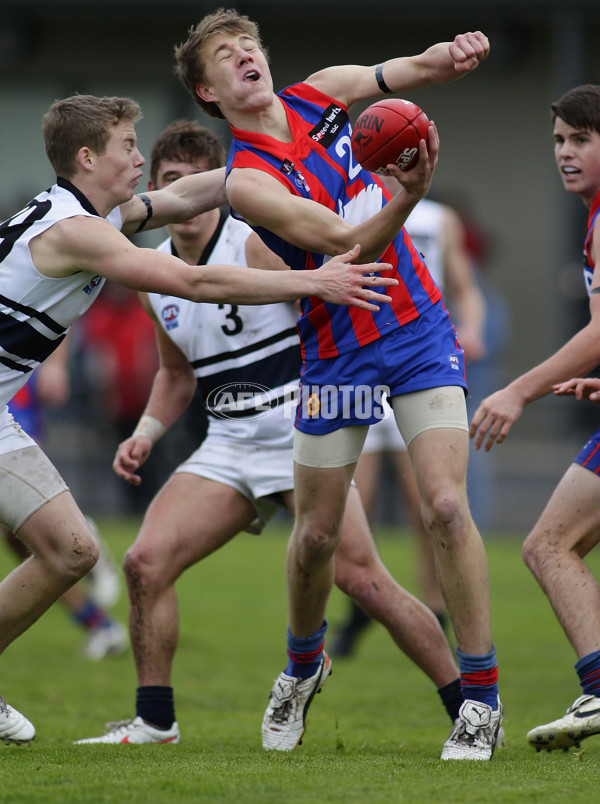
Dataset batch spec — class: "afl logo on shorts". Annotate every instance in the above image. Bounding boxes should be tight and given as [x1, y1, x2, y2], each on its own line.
[161, 303, 180, 331]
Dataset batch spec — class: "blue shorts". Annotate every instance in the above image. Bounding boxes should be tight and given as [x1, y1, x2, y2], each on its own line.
[295, 300, 467, 435]
[574, 428, 600, 475]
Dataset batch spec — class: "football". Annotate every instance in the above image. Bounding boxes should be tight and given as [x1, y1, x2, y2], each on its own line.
[351, 98, 430, 174]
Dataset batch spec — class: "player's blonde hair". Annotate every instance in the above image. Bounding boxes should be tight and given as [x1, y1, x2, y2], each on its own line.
[174, 7, 268, 120]
[42, 95, 141, 179]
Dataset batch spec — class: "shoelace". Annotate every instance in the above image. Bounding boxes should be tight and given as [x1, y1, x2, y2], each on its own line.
[103, 719, 133, 734]
[0, 696, 9, 716]
[451, 717, 495, 747]
[270, 700, 293, 725]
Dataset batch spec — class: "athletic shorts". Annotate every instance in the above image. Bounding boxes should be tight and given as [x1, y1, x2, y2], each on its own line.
[293, 386, 467, 468]
[574, 428, 600, 475]
[174, 437, 294, 534]
[0, 405, 68, 531]
[295, 299, 467, 436]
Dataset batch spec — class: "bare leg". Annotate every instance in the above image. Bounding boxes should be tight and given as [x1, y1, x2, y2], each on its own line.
[0, 492, 98, 652]
[409, 428, 492, 654]
[123, 474, 257, 687]
[352, 451, 381, 517]
[523, 463, 600, 658]
[3, 526, 108, 616]
[287, 462, 354, 636]
[389, 450, 447, 616]
[335, 486, 458, 687]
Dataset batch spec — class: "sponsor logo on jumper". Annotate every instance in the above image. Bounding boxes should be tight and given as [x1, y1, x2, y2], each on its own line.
[449, 354, 459, 371]
[83, 275, 102, 295]
[309, 104, 349, 149]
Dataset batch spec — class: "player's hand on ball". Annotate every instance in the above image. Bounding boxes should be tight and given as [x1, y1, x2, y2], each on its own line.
[385, 121, 439, 201]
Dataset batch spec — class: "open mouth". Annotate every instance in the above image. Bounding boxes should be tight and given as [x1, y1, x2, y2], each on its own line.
[244, 70, 260, 82]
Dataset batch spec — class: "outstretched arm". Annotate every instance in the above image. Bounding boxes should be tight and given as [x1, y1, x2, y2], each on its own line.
[307, 32, 489, 108]
[470, 216, 600, 451]
[32, 218, 397, 308]
[470, 296, 600, 451]
[119, 168, 227, 234]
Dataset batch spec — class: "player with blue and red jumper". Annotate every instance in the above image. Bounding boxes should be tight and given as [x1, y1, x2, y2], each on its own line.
[472, 84, 600, 753]
[176, 9, 500, 760]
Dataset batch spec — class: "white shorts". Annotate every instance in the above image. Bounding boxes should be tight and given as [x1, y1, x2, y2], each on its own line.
[0, 406, 69, 531]
[174, 437, 294, 534]
[362, 399, 407, 454]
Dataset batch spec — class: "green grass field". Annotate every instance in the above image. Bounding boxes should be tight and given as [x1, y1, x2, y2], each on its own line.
[1, 518, 600, 803]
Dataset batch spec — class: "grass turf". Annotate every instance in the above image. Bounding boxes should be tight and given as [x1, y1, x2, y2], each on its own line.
[0, 518, 599, 802]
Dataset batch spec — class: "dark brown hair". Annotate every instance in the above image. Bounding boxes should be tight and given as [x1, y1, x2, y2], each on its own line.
[149, 120, 226, 184]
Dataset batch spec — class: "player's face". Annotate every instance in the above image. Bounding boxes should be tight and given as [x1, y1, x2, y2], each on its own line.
[553, 117, 600, 207]
[150, 158, 214, 237]
[94, 120, 145, 206]
[196, 33, 273, 114]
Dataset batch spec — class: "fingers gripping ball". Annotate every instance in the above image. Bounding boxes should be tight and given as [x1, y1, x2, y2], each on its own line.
[351, 99, 429, 174]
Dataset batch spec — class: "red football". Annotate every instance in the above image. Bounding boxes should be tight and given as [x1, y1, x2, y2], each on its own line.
[351, 98, 430, 174]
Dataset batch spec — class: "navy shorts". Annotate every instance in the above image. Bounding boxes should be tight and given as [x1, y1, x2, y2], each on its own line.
[295, 300, 467, 435]
[574, 428, 600, 475]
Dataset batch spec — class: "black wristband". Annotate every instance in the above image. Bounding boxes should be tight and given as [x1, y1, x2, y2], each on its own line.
[375, 63, 392, 94]
[133, 193, 153, 234]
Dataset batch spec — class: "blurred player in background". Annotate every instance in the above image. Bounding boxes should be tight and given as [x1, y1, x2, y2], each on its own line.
[175, 8, 502, 760]
[3, 337, 126, 661]
[331, 194, 487, 657]
[469, 84, 600, 753]
[76, 120, 464, 748]
[0, 94, 385, 746]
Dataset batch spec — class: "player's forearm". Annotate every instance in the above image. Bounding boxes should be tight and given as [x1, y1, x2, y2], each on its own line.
[345, 189, 422, 262]
[137, 368, 197, 435]
[142, 168, 227, 231]
[508, 328, 600, 405]
[190, 264, 317, 304]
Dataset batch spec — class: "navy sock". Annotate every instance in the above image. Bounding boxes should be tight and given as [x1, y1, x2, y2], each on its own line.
[575, 650, 600, 697]
[285, 620, 328, 680]
[457, 646, 499, 709]
[437, 677, 463, 722]
[72, 600, 110, 631]
[136, 686, 175, 730]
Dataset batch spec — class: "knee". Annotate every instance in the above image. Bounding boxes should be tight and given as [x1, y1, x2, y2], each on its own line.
[123, 541, 166, 593]
[294, 523, 340, 563]
[62, 527, 99, 582]
[522, 532, 547, 578]
[422, 487, 469, 538]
